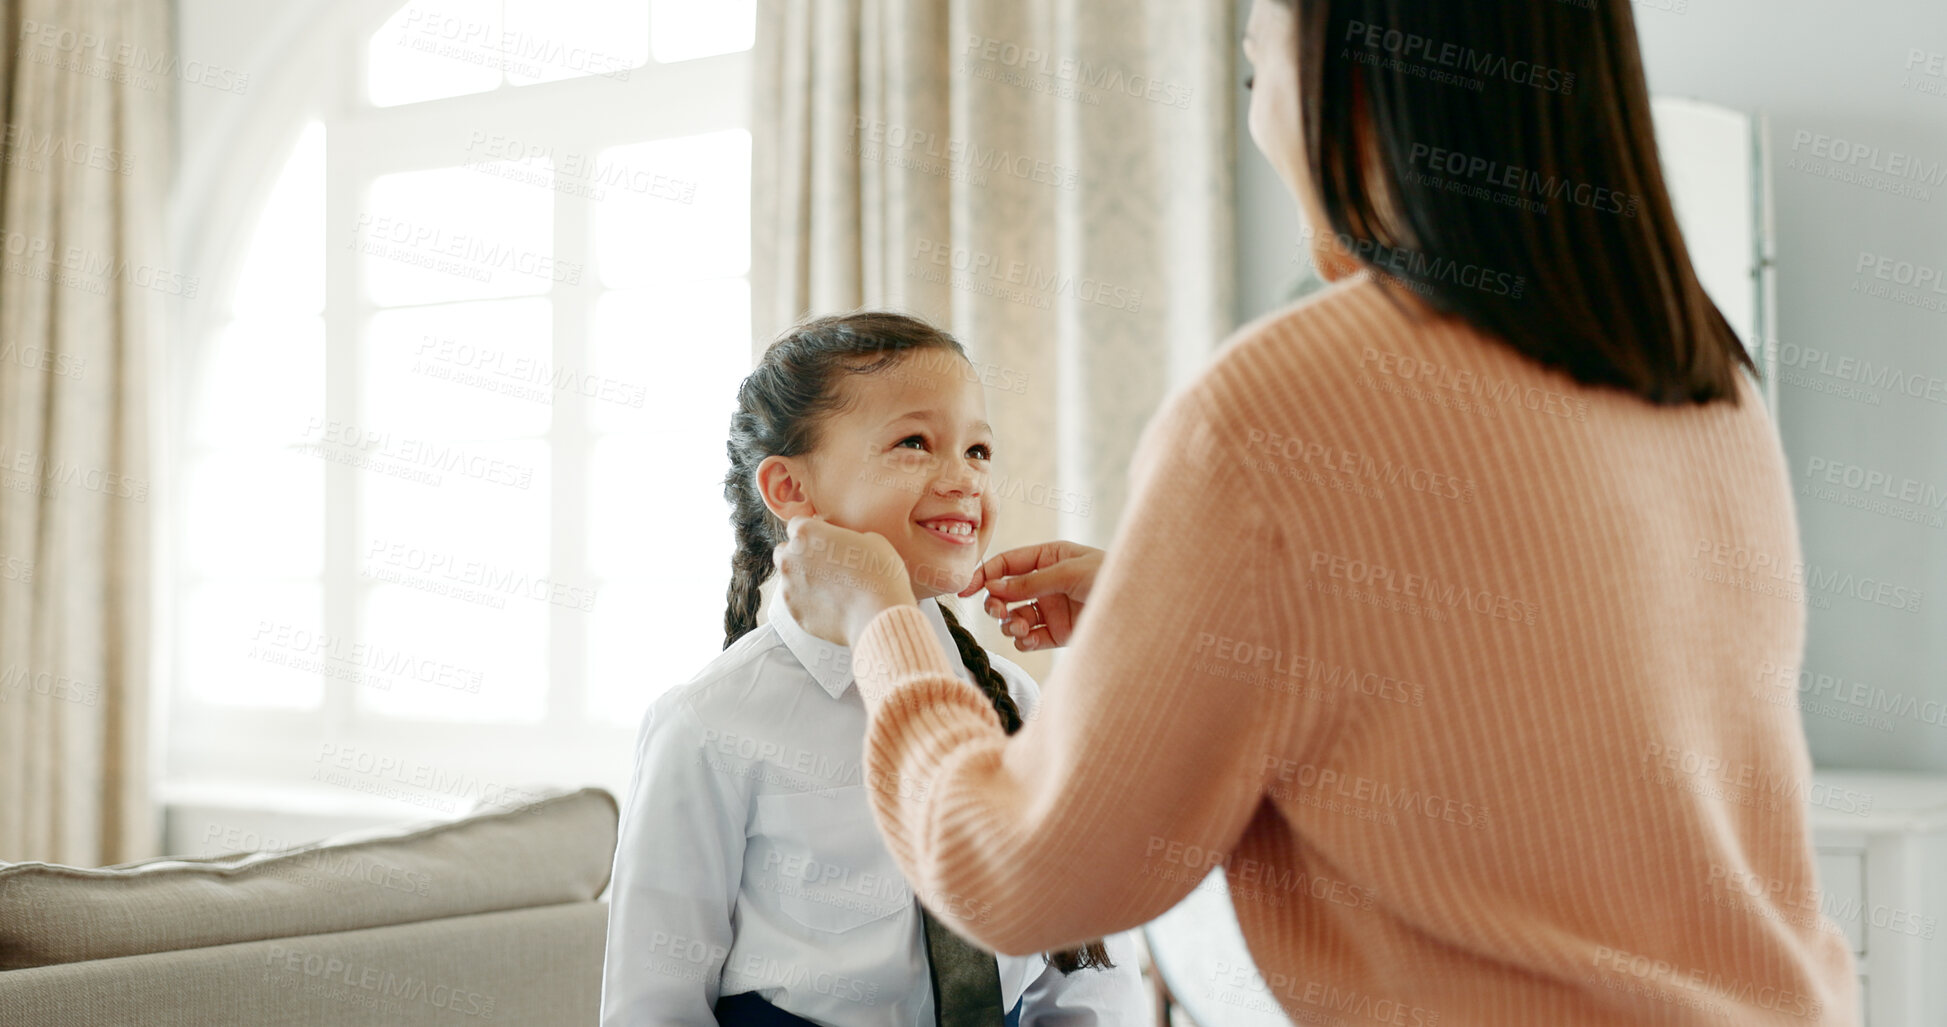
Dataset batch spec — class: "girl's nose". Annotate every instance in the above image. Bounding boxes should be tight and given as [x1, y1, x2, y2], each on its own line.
[934, 466, 983, 497]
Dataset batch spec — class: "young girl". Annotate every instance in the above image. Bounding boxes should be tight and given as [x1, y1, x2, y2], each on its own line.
[601, 312, 1150, 1025]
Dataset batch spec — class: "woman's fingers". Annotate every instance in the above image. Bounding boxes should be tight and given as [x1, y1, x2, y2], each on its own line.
[1000, 600, 1045, 639]
[960, 540, 1090, 597]
[961, 542, 1101, 650]
[1013, 622, 1059, 652]
[985, 595, 1081, 650]
[985, 551, 1103, 606]
[1036, 593, 1077, 645]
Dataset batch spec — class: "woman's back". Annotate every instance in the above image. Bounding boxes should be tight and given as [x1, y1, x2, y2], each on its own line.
[1207, 271, 1855, 1023]
[826, 270, 1858, 1025]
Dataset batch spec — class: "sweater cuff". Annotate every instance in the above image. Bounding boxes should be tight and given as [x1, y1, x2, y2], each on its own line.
[851, 604, 964, 709]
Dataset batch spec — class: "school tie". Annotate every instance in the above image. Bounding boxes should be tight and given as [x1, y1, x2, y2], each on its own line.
[921, 905, 1006, 1027]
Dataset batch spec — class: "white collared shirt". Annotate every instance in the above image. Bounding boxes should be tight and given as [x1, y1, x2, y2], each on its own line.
[601, 596, 1153, 1026]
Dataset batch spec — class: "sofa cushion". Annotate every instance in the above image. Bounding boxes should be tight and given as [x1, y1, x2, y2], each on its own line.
[0, 901, 607, 1026]
[0, 786, 617, 970]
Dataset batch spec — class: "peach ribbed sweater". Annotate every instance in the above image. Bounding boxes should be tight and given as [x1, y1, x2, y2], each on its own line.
[850, 272, 1860, 1025]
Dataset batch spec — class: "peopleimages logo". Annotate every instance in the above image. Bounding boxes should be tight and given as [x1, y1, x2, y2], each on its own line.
[0, 123, 135, 176]
[1343, 20, 1576, 94]
[16, 19, 251, 94]
[1775, 341, 1947, 406]
[1294, 224, 1526, 300]
[1405, 142, 1640, 217]
[1689, 538, 1925, 614]
[1788, 129, 1946, 201]
[394, 6, 632, 82]
[1308, 550, 1540, 625]
[852, 118, 1081, 190]
[1755, 660, 1947, 733]
[1, 229, 199, 298]
[959, 34, 1194, 109]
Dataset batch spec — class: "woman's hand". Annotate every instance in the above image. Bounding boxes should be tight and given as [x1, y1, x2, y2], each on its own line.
[774, 515, 918, 647]
[957, 541, 1104, 651]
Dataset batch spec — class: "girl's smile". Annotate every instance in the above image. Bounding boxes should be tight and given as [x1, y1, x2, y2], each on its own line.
[916, 513, 980, 546]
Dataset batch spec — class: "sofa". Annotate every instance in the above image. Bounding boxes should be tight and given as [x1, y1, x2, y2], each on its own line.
[0, 787, 617, 1025]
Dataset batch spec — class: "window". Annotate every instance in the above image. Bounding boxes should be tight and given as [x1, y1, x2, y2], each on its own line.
[169, 0, 755, 813]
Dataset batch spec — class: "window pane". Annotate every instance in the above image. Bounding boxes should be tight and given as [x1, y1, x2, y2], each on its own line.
[587, 431, 730, 722]
[363, 300, 552, 440]
[367, 0, 502, 108]
[358, 440, 550, 569]
[190, 318, 325, 449]
[184, 451, 324, 578]
[355, 584, 546, 722]
[503, 0, 647, 86]
[182, 583, 324, 708]
[588, 279, 748, 435]
[587, 432, 733, 590]
[229, 122, 324, 318]
[592, 130, 748, 288]
[361, 163, 560, 307]
[650, 0, 755, 64]
[587, 581, 722, 725]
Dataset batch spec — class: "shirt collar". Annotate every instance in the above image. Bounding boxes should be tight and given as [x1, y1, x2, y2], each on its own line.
[771, 594, 967, 699]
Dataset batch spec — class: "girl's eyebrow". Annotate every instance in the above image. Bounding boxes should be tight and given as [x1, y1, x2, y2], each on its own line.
[885, 411, 994, 436]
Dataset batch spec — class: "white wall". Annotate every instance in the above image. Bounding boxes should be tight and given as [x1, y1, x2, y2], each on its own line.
[1231, 0, 1947, 772]
[1635, 1, 1947, 772]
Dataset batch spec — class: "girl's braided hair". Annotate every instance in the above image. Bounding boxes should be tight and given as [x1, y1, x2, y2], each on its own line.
[722, 310, 1112, 973]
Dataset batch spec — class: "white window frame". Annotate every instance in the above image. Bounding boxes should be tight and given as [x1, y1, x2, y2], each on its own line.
[164, 0, 751, 817]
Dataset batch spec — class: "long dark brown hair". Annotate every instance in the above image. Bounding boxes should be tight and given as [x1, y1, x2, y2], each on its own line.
[1277, 0, 1755, 405]
[722, 310, 1113, 974]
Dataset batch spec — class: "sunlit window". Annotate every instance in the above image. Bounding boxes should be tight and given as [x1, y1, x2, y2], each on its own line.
[649, 0, 755, 64]
[182, 121, 326, 709]
[175, 1, 755, 796]
[585, 276, 749, 723]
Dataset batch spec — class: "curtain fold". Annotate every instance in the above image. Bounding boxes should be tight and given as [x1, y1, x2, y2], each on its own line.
[0, 0, 165, 864]
[753, 0, 1236, 676]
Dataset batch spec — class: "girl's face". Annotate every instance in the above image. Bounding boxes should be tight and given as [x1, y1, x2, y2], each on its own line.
[757, 350, 999, 600]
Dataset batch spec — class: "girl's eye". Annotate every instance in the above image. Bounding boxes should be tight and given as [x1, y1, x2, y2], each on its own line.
[896, 435, 927, 450]
[967, 444, 992, 460]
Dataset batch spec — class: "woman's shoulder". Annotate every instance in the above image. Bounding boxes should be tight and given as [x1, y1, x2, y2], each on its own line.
[1206, 272, 1442, 397]
[1170, 270, 1541, 449]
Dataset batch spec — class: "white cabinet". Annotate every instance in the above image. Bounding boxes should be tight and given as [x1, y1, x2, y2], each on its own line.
[1808, 770, 1947, 1027]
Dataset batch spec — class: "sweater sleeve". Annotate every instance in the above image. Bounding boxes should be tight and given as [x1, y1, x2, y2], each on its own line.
[851, 386, 1313, 956]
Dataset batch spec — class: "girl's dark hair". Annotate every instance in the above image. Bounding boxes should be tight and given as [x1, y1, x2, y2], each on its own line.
[722, 310, 1113, 975]
[1277, 0, 1755, 405]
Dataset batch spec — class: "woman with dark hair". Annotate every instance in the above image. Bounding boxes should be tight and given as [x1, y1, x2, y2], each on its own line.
[774, 0, 1860, 1023]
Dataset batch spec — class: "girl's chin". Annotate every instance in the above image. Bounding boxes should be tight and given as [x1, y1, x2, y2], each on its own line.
[904, 559, 976, 598]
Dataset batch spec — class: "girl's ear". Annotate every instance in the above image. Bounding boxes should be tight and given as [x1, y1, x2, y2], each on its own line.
[754, 454, 818, 522]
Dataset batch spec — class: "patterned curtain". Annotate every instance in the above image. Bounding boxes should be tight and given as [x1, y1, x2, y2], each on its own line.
[0, 0, 165, 864]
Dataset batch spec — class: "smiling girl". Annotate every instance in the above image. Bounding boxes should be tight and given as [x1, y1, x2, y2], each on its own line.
[600, 312, 1149, 1025]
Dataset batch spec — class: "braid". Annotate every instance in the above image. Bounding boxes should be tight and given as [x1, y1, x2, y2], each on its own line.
[722, 420, 778, 649]
[938, 603, 1115, 975]
[937, 604, 1023, 734]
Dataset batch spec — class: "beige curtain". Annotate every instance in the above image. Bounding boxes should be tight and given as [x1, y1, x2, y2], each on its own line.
[0, 0, 164, 864]
[753, 0, 1236, 676]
